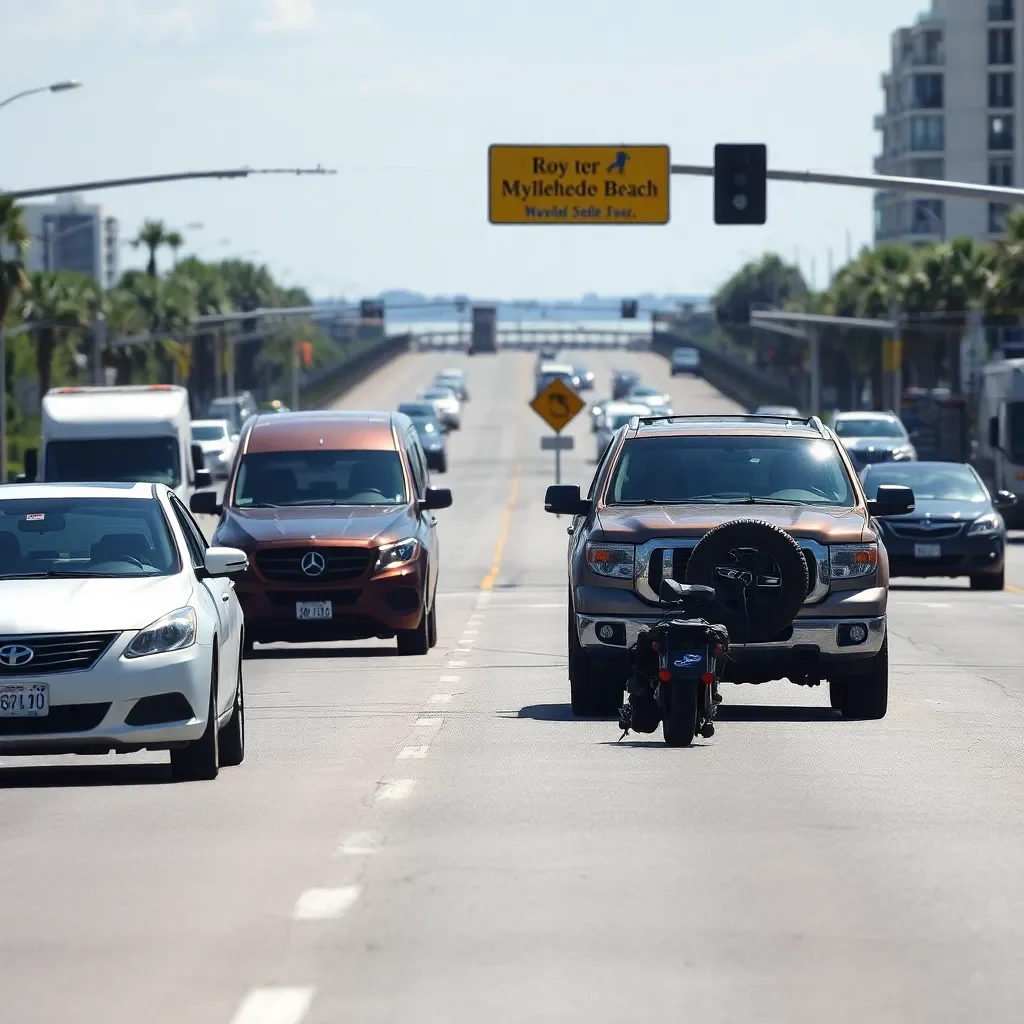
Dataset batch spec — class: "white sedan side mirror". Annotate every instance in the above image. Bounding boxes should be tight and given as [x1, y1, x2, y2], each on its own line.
[204, 547, 248, 577]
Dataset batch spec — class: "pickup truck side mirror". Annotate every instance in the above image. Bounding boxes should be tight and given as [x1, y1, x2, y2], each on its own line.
[545, 484, 591, 516]
[989, 416, 1000, 449]
[190, 490, 222, 516]
[867, 484, 915, 518]
[422, 486, 452, 511]
[22, 448, 38, 483]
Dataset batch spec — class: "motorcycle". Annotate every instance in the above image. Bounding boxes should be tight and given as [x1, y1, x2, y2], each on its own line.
[618, 579, 729, 747]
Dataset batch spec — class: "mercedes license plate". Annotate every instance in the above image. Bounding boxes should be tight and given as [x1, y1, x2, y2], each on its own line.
[296, 600, 332, 621]
[0, 683, 49, 717]
[914, 543, 941, 559]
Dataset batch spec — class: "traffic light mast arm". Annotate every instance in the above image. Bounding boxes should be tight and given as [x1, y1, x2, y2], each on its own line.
[674, 162, 1024, 204]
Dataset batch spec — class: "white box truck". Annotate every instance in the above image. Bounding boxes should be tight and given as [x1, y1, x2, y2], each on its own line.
[25, 385, 210, 501]
[976, 358, 1024, 527]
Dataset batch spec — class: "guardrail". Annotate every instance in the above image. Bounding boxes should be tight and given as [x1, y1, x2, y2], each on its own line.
[301, 332, 412, 408]
[650, 329, 800, 410]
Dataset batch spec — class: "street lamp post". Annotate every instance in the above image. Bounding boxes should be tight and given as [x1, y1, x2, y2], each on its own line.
[0, 80, 82, 112]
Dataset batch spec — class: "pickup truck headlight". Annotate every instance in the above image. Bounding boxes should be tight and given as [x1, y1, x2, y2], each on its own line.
[586, 542, 635, 579]
[968, 513, 1001, 536]
[124, 607, 197, 658]
[374, 537, 420, 574]
[830, 543, 878, 580]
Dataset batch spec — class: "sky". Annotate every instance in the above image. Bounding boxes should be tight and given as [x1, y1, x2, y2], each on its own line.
[1, 0, 930, 300]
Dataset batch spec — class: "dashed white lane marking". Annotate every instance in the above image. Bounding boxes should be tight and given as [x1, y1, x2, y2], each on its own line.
[376, 779, 416, 801]
[429, 693, 453, 703]
[438, 675, 461, 683]
[447, 661, 466, 668]
[338, 832, 378, 856]
[293, 885, 361, 921]
[461, 638, 476, 645]
[229, 987, 314, 1024]
[451, 647, 470, 654]
[462, 630, 479, 636]
[476, 592, 493, 608]
[398, 745, 429, 759]
[415, 717, 443, 727]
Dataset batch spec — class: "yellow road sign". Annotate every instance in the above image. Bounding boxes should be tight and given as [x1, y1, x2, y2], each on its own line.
[530, 376, 586, 433]
[489, 144, 671, 225]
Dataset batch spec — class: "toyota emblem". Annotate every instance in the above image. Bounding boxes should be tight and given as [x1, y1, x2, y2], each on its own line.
[301, 551, 326, 577]
[0, 643, 35, 668]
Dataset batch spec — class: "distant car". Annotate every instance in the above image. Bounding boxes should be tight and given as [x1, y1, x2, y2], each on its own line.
[207, 392, 257, 435]
[670, 347, 701, 375]
[538, 346, 559, 362]
[398, 402, 448, 472]
[573, 364, 595, 391]
[754, 405, 802, 419]
[612, 370, 641, 400]
[832, 411, 917, 469]
[627, 385, 672, 416]
[418, 386, 461, 430]
[595, 402, 652, 460]
[0, 482, 248, 780]
[191, 419, 237, 479]
[590, 398, 612, 433]
[433, 369, 469, 402]
[535, 363, 580, 395]
[861, 461, 1017, 590]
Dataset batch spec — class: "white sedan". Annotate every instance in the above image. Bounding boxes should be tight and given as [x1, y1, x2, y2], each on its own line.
[191, 418, 238, 479]
[0, 482, 248, 781]
[418, 386, 462, 430]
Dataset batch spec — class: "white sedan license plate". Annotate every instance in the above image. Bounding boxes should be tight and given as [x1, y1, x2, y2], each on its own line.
[296, 600, 332, 621]
[0, 683, 49, 718]
[914, 543, 942, 559]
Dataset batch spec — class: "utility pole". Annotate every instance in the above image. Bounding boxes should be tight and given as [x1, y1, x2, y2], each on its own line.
[91, 311, 106, 385]
[291, 335, 300, 412]
[885, 301, 903, 416]
[809, 329, 821, 416]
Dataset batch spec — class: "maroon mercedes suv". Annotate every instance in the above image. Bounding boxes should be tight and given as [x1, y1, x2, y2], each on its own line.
[190, 410, 452, 656]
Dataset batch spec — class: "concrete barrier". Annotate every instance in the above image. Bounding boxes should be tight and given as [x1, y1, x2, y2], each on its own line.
[301, 332, 412, 408]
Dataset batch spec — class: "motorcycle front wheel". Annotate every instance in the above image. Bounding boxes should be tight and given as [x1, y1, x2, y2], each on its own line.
[662, 679, 699, 747]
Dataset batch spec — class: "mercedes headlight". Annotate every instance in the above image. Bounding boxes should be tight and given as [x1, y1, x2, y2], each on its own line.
[124, 607, 197, 658]
[968, 513, 1001, 536]
[374, 537, 420, 574]
[586, 542, 635, 579]
[830, 544, 878, 580]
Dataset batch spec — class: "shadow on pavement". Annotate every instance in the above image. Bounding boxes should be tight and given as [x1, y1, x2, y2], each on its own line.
[889, 582, 969, 592]
[249, 645, 399, 660]
[515, 703, 617, 722]
[716, 704, 838, 723]
[0, 762, 171, 789]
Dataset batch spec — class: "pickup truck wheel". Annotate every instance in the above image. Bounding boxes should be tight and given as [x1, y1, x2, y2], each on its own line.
[662, 680, 698, 747]
[685, 519, 808, 643]
[568, 599, 621, 717]
[839, 635, 888, 721]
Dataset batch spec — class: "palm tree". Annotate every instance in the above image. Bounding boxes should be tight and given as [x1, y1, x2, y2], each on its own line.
[17, 271, 99, 396]
[0, 197, 31, 325]
[166, 230, 184, 267]
[132, 219, 170, 278]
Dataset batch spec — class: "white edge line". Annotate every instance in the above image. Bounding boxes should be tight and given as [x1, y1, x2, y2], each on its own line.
[230, 987, 315, 1024]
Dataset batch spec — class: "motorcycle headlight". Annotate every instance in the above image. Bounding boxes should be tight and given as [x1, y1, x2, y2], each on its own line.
[968, 513, 1001, 536]
[830, 543, 878, 580]
[124, 606, 197, 659]
[586, 542, 635, 579]
[374, 537, 420, 574]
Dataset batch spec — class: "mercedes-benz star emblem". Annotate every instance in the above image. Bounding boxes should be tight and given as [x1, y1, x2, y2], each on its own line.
[0, 644, 35, 668]
[301, 551, 326, 577]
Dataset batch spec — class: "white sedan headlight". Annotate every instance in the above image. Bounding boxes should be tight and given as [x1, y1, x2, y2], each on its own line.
[830, 544, 878, 580]
[125, 607, 197, 659]
[968, 513, 1001, 536]
[374, 537, 420, 574]
[891, 446, 916, 462]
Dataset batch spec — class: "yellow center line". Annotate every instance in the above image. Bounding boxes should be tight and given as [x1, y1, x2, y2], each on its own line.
[481, 466, 521, 590]
[1007, 583, 1023, 595]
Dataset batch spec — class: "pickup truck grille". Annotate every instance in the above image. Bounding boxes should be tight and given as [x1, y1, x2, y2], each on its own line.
[644, 545, 821, 602]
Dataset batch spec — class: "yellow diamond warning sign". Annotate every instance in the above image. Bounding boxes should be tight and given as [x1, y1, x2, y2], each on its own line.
[489, 144, 671, 225]
[530, 376, 586, 433]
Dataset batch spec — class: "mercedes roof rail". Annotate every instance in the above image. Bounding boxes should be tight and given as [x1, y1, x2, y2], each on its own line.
[633, 412, 827, 434]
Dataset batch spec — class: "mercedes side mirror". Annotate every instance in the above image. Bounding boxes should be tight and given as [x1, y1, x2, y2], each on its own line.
[995, 489, 1018, 509]
[190, 490, 222, 516]
[203, 546, 248, 577]
[422, 486, 453, 511]
[867, 484, 915, 518]
[544, 484, 591, 516]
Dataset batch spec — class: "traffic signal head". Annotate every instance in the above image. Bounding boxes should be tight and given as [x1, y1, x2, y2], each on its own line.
[714, 143, 767, 225]
[621, 299, 638, 319]
[359, 299, 384, 320]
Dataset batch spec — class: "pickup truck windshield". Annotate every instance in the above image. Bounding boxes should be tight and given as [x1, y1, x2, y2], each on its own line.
[45, 437, 181, 488]
[609, 435, 855, 506]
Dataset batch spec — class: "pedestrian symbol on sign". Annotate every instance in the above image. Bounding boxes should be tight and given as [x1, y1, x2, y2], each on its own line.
[607, 151, 630, 174]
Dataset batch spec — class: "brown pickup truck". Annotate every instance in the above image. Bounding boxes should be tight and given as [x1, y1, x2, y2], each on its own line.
[544, 414, 915, 721]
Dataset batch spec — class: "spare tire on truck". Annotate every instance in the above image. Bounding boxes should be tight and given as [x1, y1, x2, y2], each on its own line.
[684, 519, 808, 643]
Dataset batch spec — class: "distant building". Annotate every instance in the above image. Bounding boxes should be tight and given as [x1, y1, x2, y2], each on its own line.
[874, 0, 1017, 245]
[15, 194, 120, 288]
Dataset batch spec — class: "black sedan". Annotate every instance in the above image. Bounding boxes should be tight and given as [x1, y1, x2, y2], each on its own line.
[861, 461, 1017, 590]
[398, 403, 448, 473]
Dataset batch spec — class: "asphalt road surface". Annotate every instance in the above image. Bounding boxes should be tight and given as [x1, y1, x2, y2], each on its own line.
[3, 351, 1024, 1023]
